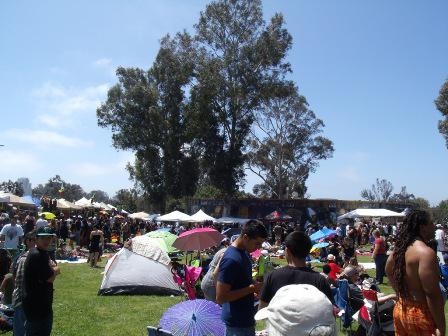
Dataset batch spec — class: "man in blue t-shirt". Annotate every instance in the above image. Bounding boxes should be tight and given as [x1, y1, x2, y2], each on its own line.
[217, 220, 268, 336]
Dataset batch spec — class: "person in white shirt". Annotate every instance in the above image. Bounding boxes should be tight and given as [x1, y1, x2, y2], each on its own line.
[35, 213, 48, 230]
[0, 215, 24, 250]
[435, 224, 447, 264]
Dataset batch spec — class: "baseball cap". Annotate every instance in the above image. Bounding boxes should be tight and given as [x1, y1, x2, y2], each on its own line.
[255, 284, 336, 336]
[339, 265, 359, 278]
[36, 226, 56, 237]
[327, 254, 335, 261]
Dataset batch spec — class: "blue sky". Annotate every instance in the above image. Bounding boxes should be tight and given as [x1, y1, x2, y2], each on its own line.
[0, 1, 447, 205]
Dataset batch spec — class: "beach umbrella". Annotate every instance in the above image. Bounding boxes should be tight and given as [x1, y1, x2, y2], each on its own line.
[146, 231, 178, 253]
[309, 228, 337, 242]
[39, 212, 56, 220]
[312, 242, 330, 249]
[159, 299, 225, 336]
[172, 228, 224, 252]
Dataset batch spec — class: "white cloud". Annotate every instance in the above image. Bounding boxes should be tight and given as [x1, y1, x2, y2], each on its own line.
[93, 58, 112, 67]
[31, 82, 109, 128]
[1, 129, 93, 148]
[0, 150, 44, 176]
[71, 152, 135, 178]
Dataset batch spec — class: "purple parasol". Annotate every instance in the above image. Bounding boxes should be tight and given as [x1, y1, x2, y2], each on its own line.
[159, 299, 225, 336]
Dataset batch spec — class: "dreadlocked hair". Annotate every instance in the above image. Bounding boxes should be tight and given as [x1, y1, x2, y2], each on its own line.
[391, 210, 431, 298]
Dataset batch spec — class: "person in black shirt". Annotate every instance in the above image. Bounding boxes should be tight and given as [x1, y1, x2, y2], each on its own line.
[23, 226, 60, 336]
[259, 231, 334, 310]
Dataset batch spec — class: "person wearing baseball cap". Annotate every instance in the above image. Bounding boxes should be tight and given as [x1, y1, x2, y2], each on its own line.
[22, 226, 60, 336]
[255, 284, 336, 336]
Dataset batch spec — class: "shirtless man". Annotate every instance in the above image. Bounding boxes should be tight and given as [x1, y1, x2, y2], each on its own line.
[385, 210, 445, 336]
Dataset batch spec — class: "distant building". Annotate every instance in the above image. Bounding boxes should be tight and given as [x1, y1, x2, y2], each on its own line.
[17, 177, 32, 196]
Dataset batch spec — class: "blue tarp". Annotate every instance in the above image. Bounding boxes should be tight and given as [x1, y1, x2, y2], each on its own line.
[22, 195, 40, 207]
[309, 228, 337, 242]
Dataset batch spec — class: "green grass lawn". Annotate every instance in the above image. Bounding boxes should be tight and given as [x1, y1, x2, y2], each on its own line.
[3, 255, 447, 335]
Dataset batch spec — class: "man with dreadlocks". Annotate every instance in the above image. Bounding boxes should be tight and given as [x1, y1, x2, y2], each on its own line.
[385, 210, 445, 336]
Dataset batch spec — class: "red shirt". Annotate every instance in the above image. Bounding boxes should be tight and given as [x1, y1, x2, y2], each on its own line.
[374, 237, 386, 254]
[328, 261, 341, 281]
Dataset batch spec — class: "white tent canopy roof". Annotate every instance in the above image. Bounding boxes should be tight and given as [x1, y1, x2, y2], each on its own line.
[156, 210, 192, 222]
[337, 208, 405, 220]
[189, 209, 216, 222]
[129, 211, 150, 220]
[57, 198, 82, 210]
[0, 192, 36, 207]
[216, 217, 252, 225]
[75, 197, 92, 208]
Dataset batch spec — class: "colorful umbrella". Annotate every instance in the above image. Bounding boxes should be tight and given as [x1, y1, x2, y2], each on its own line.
[146, 231, 178, 253]
[172, 228, 224, 252]
[39, 212, 56, 220]
[312, 242, 330, 249]
[309, 228, 337, 242]
[159, 299, 225, 336]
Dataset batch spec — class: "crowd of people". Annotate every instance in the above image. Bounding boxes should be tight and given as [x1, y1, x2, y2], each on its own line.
[0, 207, 446, 335]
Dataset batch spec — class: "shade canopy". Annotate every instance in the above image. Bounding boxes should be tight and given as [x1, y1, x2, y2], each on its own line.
[57, 198, 82, 210]
[74, 197, 92, 208]
[189, 209, 216, 223]
[215, 217, 251, 225]
[309, 228, 337, 242]
[157, 210, 192, 222]
[337, 208, 405, 220]
[0, 192, 36, 207]
[129, 211, 150, 220]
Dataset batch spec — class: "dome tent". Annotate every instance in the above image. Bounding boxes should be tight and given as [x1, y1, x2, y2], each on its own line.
[98, 236, 181, 296]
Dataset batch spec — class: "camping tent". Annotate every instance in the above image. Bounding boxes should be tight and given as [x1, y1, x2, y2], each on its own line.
[156, 210, 192, 222]
[98, 236, 181, 296]
[337, 208, 405, 220]
[189, 209, 216, 222]
[0, 192, 36, 207]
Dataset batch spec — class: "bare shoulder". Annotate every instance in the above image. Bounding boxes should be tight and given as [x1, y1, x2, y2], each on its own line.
[413, 241, 436, 260]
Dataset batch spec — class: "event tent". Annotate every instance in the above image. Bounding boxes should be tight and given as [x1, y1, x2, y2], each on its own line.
[157, 210, 192, 222]
[98, 236, 181, 296]
[57, 199, 82, 210]
[75, 197, 92, 208]
[129, 211, 150, 220]
[337, 208, 405, 220]
[189, 209, 216, 222]
[216, 217, 251, 225]
[0, 192, 36, 207]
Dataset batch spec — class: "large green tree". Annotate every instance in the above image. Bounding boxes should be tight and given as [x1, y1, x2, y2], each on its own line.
[247, 87, 334, 199]
[187, 0, 293, 197]
[97, 33, 199, 211]
[111, 189, 138, 213]
[435, 78, 448, 148]
[32, 175, 85, 201]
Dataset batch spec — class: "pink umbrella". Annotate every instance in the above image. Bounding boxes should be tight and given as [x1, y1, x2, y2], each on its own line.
[173, 228, 224, 251]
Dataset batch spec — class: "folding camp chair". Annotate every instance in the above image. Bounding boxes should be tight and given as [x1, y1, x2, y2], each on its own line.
[335, 279, 353, 334]
[359, 289, 394, 336]
[147, 326, 173, 336]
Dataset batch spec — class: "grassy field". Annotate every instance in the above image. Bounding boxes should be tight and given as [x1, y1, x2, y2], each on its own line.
[3, 256, 447, 335]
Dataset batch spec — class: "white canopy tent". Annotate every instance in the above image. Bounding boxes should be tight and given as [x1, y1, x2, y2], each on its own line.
[75, 197, 92, 208]
[337, 208, 405, 220]
[107, 203, 117, 210]
[189, 209, 216, 223]
[216, 217, 252, 225]
[0, 192, 36, 207]
[129, 211, 150, 220]
[156, 210, 192, 222]
[57, 198, 82, 210]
